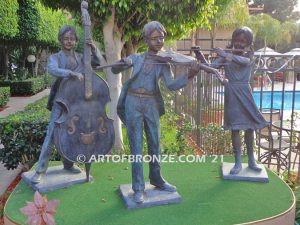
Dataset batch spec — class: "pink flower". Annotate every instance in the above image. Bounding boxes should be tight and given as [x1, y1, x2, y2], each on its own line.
[20, 191, 59, 225]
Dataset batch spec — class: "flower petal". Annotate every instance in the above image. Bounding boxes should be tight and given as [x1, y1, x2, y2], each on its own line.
[45, 200, 59, 214]
[26, 215, 42, 225]
[20, 202, 39, 216]
[34, 191, 46, 208]
[42, 212, 56, 225]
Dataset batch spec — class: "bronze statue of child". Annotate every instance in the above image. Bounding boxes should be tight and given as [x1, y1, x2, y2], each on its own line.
[31, 26, 101, 183]
[112, 21, 218, 203]
[196, 27, 268, 175]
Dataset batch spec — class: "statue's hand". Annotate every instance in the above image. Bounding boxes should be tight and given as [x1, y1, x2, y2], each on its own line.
[188, 61, 200, 78]
[86, 40, 96, 52]
[121, 57, 132, 66]
[70, 71, 84, 81]
[214, 47, 227, 58]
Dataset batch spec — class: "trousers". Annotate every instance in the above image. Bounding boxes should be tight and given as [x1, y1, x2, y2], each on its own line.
[125, 95, 165, 192]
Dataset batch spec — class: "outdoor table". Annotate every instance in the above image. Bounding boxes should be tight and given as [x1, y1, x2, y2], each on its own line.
[272, 120, 300, 183]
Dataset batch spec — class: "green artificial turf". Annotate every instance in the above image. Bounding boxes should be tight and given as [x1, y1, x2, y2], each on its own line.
[5, 156, 294, 225]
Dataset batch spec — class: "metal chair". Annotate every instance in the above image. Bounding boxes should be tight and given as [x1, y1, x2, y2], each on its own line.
[256, 126, 290, 171]
[256, 108, 290, 171]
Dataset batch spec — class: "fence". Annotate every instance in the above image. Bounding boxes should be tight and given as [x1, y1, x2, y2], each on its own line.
[171, 52, 300, 178]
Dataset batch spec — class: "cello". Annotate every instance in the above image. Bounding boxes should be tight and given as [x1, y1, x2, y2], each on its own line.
[53, 1, 114, 181]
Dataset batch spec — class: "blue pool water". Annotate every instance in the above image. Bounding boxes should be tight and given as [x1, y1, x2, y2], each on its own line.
[253, 91, 300, 110]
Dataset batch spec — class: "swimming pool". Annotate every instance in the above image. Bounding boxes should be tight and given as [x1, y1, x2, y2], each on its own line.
[253, 91, 300, 110]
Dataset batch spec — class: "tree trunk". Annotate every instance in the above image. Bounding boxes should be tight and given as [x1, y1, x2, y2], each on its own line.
[34, 46, 42, 76]
[102, 8, 125, 152]
[121, 40, 138, 83]
[190, 31, 197, 56]
[0, 46, 9, 80]
[210, 22, 217, 49]
[38, 49, 49, 75]
[4, 51, 8, 80]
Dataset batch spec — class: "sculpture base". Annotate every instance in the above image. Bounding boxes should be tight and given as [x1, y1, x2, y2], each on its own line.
[5, 158, 294, 225]
[222, 162, 269, 183]
[119, 182, 182, 209]
[21, 165, 92, 193]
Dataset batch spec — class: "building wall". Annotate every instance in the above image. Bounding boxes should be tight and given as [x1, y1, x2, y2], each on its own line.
[176, 28, 234, 56]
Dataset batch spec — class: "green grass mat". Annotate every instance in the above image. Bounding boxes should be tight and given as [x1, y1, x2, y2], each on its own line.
[5, 156, 294, 225]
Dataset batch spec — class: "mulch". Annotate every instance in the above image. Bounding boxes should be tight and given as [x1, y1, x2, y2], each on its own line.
[0, 174, 22, 224]
[0, 106, 9, 112]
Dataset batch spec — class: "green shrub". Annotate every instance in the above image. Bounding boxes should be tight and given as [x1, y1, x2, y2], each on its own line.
[0, 97, 50, 170]
[0, 87, 10, 107]
[10, 76, 46, 96]
[199, 123, 232, 155]
[43, 73, 55, 88]
[295, 187, 300, 223]
[120, 112, 194, 156]
[0, 0, 18, 40]
[0, 80, 11, 87]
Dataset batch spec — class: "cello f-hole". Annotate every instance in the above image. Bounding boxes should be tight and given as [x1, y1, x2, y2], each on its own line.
[98, 116, 107, 133]
[68, 115, 79, 134]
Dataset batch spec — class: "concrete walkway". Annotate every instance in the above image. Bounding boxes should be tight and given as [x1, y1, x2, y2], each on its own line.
[0, 89, 50, 196]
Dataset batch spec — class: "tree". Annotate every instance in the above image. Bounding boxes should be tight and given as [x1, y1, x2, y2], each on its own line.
[275, 21, 298, 50]
[16, 0, 39, 69]
[247, 14, 281, 50]
[1, 0, 77, 79]
[40, 0, 219, 151]
[36, 2, 82, 76]
[0, 0, 19, 39]
[246, 14, 297, 51]
[251, 0, 300, 22]
[0, 0, 19, 78]
[208, 0, 249, 48]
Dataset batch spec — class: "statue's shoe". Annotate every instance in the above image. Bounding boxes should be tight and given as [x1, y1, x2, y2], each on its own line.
[230, 163, 242, 175]
[64, 166, 82, 174]
[248, 161, 262, 172]
[133, 191, 144, 203]
[31, 172, 44, 184]
[152, 182, 177, 192]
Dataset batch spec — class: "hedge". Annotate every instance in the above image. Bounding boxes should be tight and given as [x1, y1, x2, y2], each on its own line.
[0, 80, 11, 87]
[0, 97, 50, 170]
[0, 0, 18, 39]
[0, 87, 10, 107]
[10, 76, 46, 96]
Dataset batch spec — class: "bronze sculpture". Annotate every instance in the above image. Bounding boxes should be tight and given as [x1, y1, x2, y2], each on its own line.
[31, 1, 114, 184]
[194, 27, 268, 175]
[112, 21, 220, 203]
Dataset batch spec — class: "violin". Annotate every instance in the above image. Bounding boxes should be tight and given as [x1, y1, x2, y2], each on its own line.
[95, 49, 227, 84]
[150, 49, 228, 84]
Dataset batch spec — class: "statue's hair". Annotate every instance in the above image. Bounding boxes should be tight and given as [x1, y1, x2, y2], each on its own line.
[143, 21, 167, 39]
[227, 26, 254, 57]
[58, 26, 79, 43]
[234, 27, 253, 45]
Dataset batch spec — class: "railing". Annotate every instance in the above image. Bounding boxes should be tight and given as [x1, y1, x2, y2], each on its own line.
[171, 53, 300, 178]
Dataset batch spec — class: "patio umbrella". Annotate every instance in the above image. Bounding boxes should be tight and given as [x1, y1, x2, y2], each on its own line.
[254, 47, 282, 56]
[283, 48, 300, 56]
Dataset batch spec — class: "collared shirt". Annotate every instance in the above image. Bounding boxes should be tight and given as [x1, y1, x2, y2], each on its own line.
[129, 55, 158, 92]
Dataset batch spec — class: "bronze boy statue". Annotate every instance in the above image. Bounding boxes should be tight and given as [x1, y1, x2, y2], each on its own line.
[31, 26, 101, 183]
[112, 21, 218, 203]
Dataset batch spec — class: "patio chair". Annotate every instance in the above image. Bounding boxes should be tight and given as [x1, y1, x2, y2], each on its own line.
[260, 108, 282, 139]
[278, 129, 300, 170]
[256, 108, 290, 171]
[256, 126, 290, 171]
[271, 119, 300, 170]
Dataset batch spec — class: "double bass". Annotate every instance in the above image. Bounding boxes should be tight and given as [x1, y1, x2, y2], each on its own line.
[53, 1, 114, 181]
